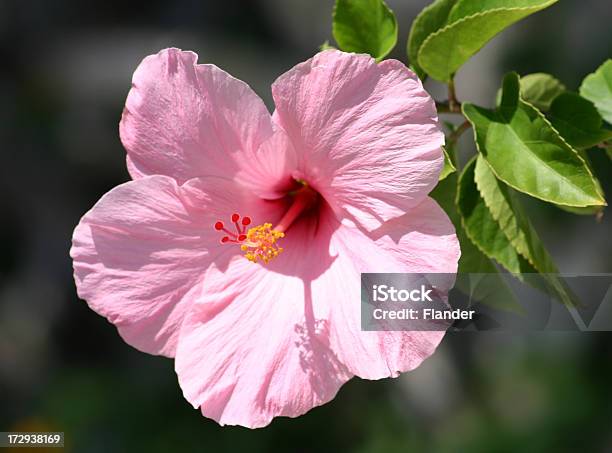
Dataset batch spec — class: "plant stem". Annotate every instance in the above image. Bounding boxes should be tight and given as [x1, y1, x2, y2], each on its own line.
[448, 120, 471, 147]
[436, 101, 463, 115]
[436, 78, 462, 115]
[448, 78, 459, 112]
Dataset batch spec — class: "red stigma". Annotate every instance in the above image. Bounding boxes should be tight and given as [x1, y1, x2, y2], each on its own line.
[214, 213, 251, 244]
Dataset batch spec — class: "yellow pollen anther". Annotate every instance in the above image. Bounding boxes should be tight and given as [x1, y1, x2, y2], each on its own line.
[240, 223, 285, 264]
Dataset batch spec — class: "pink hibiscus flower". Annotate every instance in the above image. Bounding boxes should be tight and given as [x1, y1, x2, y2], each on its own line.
[71, 48, 460, 428]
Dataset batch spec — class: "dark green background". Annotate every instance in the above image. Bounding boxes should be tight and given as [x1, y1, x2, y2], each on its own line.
[1, 0, 611, 451]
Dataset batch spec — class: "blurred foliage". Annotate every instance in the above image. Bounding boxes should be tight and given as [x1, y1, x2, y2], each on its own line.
[1, 0, 612, 451]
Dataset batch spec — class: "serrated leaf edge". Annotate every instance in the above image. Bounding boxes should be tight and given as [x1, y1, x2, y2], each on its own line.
[417, 0, 557, 81]
[519, 72, 566, 111]
[462, 99, 607, 207]
[456, 157, 525, 274]
[474, 156, 543, 273]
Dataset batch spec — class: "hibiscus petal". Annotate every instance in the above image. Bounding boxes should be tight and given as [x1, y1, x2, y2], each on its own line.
[70, 175, 273, 357]
[272, 50, 444, 230]
[121, 48, 294, 191]
[235, 130, 298, 200]
[175, 208, 352, 428]
[313, 196, 460, 379]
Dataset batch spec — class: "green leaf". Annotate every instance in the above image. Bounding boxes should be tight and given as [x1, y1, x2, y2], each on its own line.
[407, 0, 458, 79]
[474, 156, 555, 273]
[580, 59, 612, 124]
[474, 156, 577, 306]
[430, 174, 522, 313]
[332, 0, 398, 61]
[418, 0, 557, 82]
[457, 156, 577, 306]
[463, 72, 606, 207]
[554, 150, 605, 216]
[457, 157, 535, 274]
[557, 204, 604, 216]
[495, 73, 565, 108]
[519, 73, 566, 111]
[439, 146, 457, 181]
[548, 92, 612, 149]
[458, 272, 525, 314]
[431, 174, 496, 273]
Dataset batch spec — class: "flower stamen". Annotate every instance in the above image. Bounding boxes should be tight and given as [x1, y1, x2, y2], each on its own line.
[213, 185, 317, 264]
[240, 223, 284, 264]
[214, 214, 284, 263]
